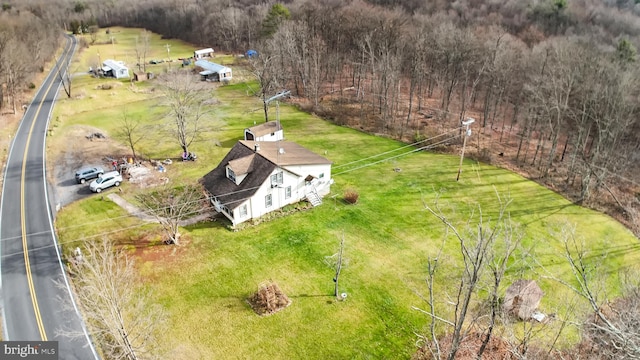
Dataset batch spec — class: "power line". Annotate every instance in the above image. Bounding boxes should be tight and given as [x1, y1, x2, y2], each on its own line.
[0, 182, 265, 247]
[333, 135, 459, 176]
[190, 129, 460, 205]
[2, 126, 465, 256]
[333, 127, 461, 169]
[0, 205, 213, 260]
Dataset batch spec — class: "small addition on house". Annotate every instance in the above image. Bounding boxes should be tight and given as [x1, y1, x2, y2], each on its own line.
[244, 122, 283, 142]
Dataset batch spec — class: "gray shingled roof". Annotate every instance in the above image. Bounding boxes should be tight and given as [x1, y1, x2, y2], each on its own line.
[200, 142, 274, 210]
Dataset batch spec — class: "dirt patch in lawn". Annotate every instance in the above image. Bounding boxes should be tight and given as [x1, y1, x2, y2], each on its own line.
[115, 229, 193, 267]
[90, 222, 197, 282]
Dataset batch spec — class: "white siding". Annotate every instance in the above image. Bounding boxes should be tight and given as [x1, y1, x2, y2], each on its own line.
[231, 200, 251, 226]
[103, 60, 130, 79]
[236, 173, 248, 184]
[219, 163, 332, 227]
[245, 129, 284, 142]
[282, 164, 332, 195]
[247, 181, 274, 219]
[256, 130, 284, 142]
[244, 166, 326, 222]
[194, 48, 214, 59]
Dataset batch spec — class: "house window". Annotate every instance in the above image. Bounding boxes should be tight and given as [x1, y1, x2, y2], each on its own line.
[270, 171, 283, 186]
[319, 173, 325, 179]
[285, 186, 291, 199]
[227, 168, 236, 182]
[265, 194, 272, 208]
[239, 204, 247, 217]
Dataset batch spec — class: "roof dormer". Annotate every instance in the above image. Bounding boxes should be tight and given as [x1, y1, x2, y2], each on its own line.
[226, 154, 256, 185]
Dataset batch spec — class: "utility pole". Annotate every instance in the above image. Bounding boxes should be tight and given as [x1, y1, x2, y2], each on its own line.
[456, 118, 475, 181]
[264, 90, 291, 124]
[165, 43, 171, 62]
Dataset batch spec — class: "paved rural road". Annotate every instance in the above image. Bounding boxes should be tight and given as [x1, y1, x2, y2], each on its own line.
[0, 35, 99, 359]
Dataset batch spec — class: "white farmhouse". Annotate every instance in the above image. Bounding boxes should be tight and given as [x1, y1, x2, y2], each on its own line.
[201, 140, 332, 227]
[244, 122, 283, 142]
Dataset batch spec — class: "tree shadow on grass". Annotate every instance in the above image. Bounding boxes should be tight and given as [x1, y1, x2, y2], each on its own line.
[289, 293, 333, 298]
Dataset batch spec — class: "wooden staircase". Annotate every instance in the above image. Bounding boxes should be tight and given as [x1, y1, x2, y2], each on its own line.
[306, 190, 322, 207]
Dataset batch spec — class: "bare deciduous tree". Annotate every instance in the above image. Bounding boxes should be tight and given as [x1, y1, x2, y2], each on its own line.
[59, 239, 164, 360]
[248, 40, 281, 123]
[324, 234, 348, 299]
[414, 191, 522, 360]
[158, 70, 214, 156]
[88, 25, 99, 44]
[1, 35, 30, 112]
[115, 109, 145, 161]
[134, 29, 150, 73]
[433, 22, 477, 114]
[273, 20, 326, 109]
[552, 223, 640, 359]
[0, 29, 10, 111]
[136, 185, 208, 245]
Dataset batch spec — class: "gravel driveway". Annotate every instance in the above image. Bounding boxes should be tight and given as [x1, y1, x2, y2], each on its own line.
[48, 125, 123, 209]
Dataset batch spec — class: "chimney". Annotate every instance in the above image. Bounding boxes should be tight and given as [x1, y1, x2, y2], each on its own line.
[254, 143, 260, 152]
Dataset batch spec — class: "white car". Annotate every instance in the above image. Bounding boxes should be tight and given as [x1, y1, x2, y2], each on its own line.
[89, 171, 123, 193]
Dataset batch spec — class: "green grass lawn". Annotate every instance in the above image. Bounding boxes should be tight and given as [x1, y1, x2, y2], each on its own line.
[53, 28, 640, 359]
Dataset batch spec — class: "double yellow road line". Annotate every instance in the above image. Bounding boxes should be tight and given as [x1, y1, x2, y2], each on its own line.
[19, 38, 73, 341]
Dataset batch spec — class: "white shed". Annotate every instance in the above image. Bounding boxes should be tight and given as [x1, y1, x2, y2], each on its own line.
[194, 48, 214, 59]
[244, 122, 284, 142]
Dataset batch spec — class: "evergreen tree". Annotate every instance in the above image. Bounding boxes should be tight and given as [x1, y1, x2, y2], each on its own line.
[261, 4, 290, 38]
[616, 38, 637, 64]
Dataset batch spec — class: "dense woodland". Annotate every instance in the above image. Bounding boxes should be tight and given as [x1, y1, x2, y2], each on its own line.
[0, 7, 59, 113]
[1, 2, 639, 233]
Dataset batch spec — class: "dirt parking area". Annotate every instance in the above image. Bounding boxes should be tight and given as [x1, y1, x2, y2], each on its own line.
[48, 125, 171, 208]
